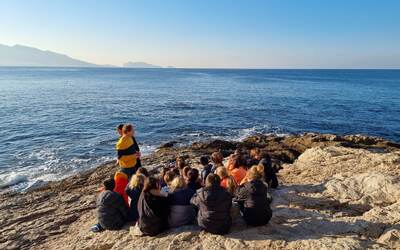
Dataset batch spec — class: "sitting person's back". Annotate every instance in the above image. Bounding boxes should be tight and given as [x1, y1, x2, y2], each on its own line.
[259, 157, 278, 189]
[234, 165, 272, 226]
[114, 171, 129, 205]
[168, 176, 196, 228]
[250, 149, 278, 188]
[125, 173, 145, 221]
[187, 168, 202, 191]
[138, 176, 170, 236]
[200, 156, 213, 185]
[216, 166, 237, 195]
[211, 151, 224, 173]
[229, 154, 247, 185]
[191, 174, 232, 235]
[97, 179, 128, 230]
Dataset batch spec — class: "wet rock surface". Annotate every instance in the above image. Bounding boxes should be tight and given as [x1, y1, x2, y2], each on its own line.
[0, 133, 399, 249]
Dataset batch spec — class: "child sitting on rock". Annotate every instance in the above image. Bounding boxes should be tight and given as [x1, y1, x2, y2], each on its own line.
[114, 171, 129, 205]
[234, 165, 272, 226]
[125, 173, 146, 222]
[91, 178, 128, 232]
[187, 168, 202, 192]
[190, 174, 232, 235]
[211, 151, 224, 173]
[216, 166, 237, 195]
[137, 176, 170, 236]
[168, 176, 196, 228]
[200, 155, 213, 186]
[160, 170, 176, 195]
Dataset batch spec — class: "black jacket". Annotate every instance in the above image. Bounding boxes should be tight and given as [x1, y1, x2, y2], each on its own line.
[259, 158, 279, 188]
[190, 185, 232, 235]
[125, 186, 142, 221]
[97, 190, 128, 230]
[200, 164, 213, 185]
[234, 179, 272, 226]
[137, 192, 169, 236]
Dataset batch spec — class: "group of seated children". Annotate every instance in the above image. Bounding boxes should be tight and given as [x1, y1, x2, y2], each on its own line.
[92, 138, 279, 236]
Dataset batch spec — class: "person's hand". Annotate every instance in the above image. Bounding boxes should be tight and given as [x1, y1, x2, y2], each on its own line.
[136, 151, 141, 159]
[240, 176, 248, 186]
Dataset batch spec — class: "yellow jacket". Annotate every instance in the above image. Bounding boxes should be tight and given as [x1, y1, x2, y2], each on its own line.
[116, 136, 137, 168]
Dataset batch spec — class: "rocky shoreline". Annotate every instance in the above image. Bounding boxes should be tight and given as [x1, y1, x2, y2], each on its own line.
[1, 133, 400, 249]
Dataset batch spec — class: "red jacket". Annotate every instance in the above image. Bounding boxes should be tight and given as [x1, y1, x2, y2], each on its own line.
[114, 171, 129, 205]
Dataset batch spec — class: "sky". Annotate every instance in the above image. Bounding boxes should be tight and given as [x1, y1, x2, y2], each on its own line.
[0, 0, 400, 68]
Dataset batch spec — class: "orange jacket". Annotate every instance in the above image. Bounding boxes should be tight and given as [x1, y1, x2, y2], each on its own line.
[230, 167, 247, 185]
[114, 171, 129, 205]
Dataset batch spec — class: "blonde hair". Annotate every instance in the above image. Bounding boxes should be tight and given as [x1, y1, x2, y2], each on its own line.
[247, 165, 264, 181]
[170, 176, 186, 192]
[216, 166, 229, 179]
[225, 176, 237, 195]
[128, 173, 145, 189]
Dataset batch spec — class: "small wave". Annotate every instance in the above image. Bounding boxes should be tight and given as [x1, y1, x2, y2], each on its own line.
[0, 172, 28, 189]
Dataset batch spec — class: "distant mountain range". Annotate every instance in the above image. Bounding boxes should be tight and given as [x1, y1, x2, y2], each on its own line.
[123, 61, 161, 68]
[0, 44, 162, 68]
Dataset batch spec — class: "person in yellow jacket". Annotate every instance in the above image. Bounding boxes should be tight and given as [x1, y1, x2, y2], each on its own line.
[116, 124, 137, 179]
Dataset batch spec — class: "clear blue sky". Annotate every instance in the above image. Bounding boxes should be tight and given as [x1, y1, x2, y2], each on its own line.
[1, 0, 399, 68]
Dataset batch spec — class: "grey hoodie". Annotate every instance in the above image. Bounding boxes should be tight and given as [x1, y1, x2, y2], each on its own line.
[97, 190, 128, 230]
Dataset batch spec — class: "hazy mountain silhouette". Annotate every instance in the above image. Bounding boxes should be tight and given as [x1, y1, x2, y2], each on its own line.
[0, 44, 98, 67]
[123, 61, 161, 68]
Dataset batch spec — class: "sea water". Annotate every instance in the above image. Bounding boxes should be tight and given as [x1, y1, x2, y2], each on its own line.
[1, 67, 399, 190]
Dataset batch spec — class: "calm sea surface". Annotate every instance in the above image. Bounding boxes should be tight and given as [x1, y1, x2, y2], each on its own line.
[1, 68, 399, 189]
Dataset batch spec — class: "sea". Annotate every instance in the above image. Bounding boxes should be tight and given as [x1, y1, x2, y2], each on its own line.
[1, 67, 399, 190]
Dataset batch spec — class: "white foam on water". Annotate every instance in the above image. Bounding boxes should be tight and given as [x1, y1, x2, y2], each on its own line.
[0, 172, 28, 189]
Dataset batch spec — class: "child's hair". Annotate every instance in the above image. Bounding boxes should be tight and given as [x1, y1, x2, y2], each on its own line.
[187, 168, 199, 182]
[159, 167, 169, 180]
[216, 166, 229, 179]
[103, 178, 115, 191]
[136, 167, 149, 177]
[211, 151, 223, 165]
[205, 174, 221, 188]
[200, 155, 209, 166]
[247, 165, 265, 181]
[163, 170, 176, 185]
[225, 176, 237, 194]
[128, 173, 146, 189]
[182, 166, 191, 179]
[231, 154, 243, 169]
[143, 176, 159, 193]
[117, 124, 124, 131]
[122, 124, 133, 134]
[170, 176, 186, 192]
[176, 156, 186, 169]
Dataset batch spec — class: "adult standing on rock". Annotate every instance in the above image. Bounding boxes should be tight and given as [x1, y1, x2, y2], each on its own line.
[117, 123, 142, 169]
[116, 124, 140, 179]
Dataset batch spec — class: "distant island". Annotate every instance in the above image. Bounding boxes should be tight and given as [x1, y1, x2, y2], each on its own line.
[123, 61, 161, 68]
[0, 44, 163, 68]
[0, 44, 98, 67]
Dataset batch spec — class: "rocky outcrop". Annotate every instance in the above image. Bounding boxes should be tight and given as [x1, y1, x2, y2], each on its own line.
[0, 133, 399, 250]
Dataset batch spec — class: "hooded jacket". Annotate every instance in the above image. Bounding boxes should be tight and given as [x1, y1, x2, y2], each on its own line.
[137, 192, 169, 236]
[190, 185, 232, 235]
[96, 190, 128, 230]
[234, 179, 272, 226]
[168, 187, 196, 228]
